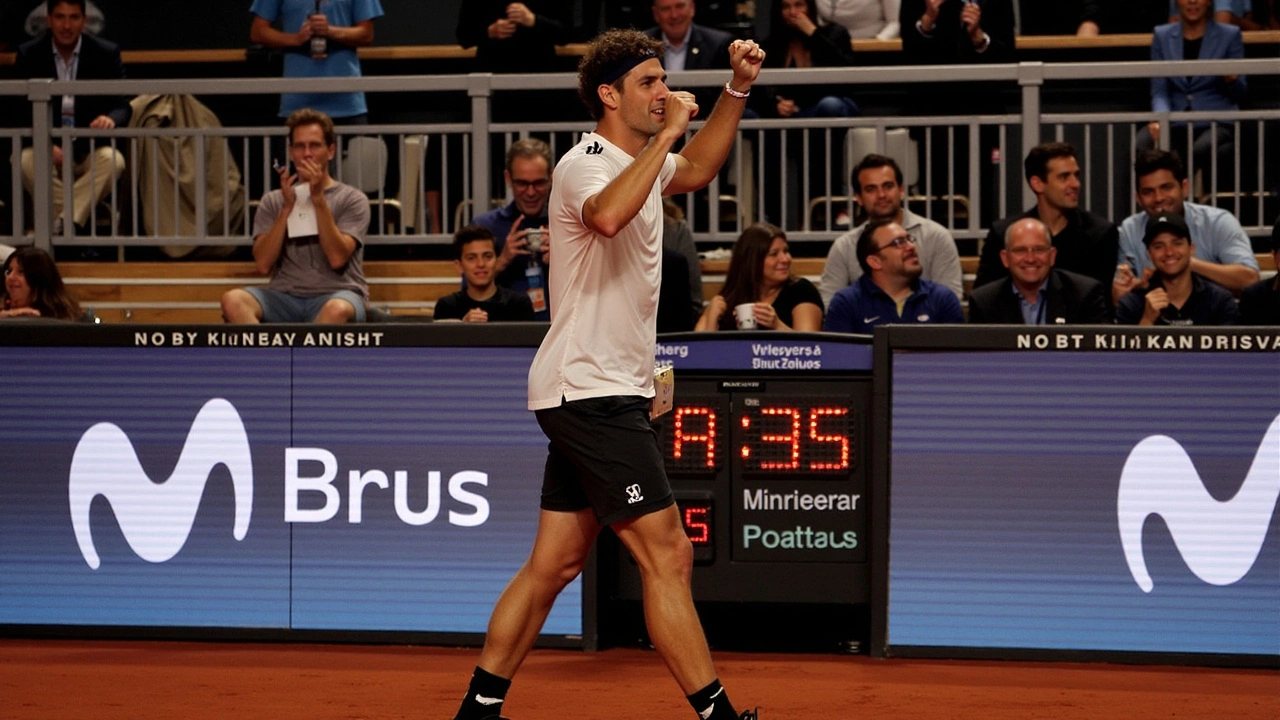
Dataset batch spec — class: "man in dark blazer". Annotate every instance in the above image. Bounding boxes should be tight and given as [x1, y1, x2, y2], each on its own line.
[975, 143, 1119, 301]
[645, 0, 732, 108]
[16, 0, 130, 233]
[969, 217, 1111, 325]
[1138, 1, 1246, 192]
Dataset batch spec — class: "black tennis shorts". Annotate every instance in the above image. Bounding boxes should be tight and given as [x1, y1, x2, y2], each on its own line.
[534, 395, 675, 526]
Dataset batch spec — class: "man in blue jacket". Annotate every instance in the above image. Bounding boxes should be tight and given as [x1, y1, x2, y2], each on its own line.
[824, 217, 964, 333]
[1140, 0, 1246, 191]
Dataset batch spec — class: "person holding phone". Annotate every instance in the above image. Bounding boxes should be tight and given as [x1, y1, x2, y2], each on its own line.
[220, 109, 371, 324]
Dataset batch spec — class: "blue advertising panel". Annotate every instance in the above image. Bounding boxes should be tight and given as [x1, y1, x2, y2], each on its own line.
[0, 335, 578, 638]
[0, 347, 293, 627]
[656, 333, 873, 372]
[287, 347, 577, 634]
[887, 351, 1280, 657]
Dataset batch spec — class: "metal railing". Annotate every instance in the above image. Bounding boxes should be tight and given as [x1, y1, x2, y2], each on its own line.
[2, 57, 1277, 254]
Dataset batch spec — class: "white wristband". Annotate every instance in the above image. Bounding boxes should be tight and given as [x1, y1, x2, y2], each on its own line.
[724, 82, 750, 99]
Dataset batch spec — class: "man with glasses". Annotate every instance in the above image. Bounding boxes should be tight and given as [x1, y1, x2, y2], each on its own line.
[820, 153, 963, 308]
[220, 109, 370, 324]
[968, 217, 1110, 324]
[823, 217, 964, 333]
[474, 138, 555, 320]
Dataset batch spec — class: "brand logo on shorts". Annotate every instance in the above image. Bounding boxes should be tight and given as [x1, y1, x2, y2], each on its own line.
[625, 484, 644, 504]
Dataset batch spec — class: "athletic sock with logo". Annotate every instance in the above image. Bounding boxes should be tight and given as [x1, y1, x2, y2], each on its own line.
[687, 679, 739, 720]
[454, 666, 512, 720]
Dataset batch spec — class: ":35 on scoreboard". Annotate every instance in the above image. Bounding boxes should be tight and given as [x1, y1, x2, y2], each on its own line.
[642, 378, 870, 604]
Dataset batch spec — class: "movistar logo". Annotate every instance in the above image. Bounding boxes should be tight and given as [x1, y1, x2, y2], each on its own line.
[68, 398, 254, 569]
[1117, 413, 1279, 593]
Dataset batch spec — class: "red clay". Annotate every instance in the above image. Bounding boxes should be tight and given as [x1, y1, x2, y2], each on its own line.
[2, 640, 1277, 719]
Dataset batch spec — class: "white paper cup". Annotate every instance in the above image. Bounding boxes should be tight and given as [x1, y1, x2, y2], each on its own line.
[734, 303, 757, 330]
[525, 229, 544, 254]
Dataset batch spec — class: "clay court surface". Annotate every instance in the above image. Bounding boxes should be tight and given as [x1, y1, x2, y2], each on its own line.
[2, 639, 1277, 719]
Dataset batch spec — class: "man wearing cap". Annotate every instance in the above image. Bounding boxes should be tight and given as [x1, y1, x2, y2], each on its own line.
[1237, 215, 1280, 325]
[823, 217, 964, 333]
[968, 217, 1110, 325]
[1115, 212, 1237, 325]
[1113, 149, 1258, 305]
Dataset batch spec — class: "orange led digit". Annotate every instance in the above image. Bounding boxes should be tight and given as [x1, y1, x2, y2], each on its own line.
[808, 407, 850, 470]
[673, 406, 717, 468]
[759, 407, 801, 470]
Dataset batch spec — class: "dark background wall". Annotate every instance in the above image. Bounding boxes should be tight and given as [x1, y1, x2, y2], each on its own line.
[1, 0, 469, 50]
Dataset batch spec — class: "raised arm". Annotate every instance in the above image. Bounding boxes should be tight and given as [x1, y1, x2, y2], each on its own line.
[666, 40, 765, 196]
[583, 97, 688, 238]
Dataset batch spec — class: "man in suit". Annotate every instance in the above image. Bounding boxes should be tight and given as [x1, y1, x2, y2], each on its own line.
[975, 142, 1119, 301]
[645, 0, 732, 108]
[16, 0, 129, 235]
[1139, 0, 1246, 191]
[968, 217, 1111, 325]
[646, 0, 731, 71]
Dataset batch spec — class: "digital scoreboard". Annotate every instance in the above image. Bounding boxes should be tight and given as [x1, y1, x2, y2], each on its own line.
[614, 334, 873, 605]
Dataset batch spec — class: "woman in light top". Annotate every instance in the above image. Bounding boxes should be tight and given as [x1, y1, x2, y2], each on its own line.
[696, 223, 824, 332]
[816, 0, 901, 40]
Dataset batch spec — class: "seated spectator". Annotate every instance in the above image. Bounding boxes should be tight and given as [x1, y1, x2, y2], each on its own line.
[645, 0, 734, 110]
[1, 246, 85, 321]
[1237, 216, 1280, 325]
[1167, 0, 1265, 30]
[976, 143, 1118, 300]
[1138, 0, 1246, 192]
[757, 0, 860, 119]
[433, 225, 535, 322]
[968, 218, 1110, 325]
[16, 0, 129, 236]
[662, 197, 704, 325]
[249, 0, 384, 124]
[457, 1, 570, 74]
[1113, 150, 1258, 304]
[821, 153, 962, 307]
[658, 248, 698, 332]
[473, 138, 553, 320]
[823, 217, 964, 333]
[221, 109, 370, 324]
[1116, 213, 1236, 325]
[900, 0, 1013, 226]
[695, 223, 824, 331]
[900, 0, 1015, 64]
[816, 0, 901, 40]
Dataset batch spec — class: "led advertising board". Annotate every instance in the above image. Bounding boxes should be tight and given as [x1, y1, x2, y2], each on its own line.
[876, 327, 1279, 661]
[0, 327, 579, 640]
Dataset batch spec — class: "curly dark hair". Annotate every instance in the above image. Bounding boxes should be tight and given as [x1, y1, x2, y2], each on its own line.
[577, 29, 664, 121]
